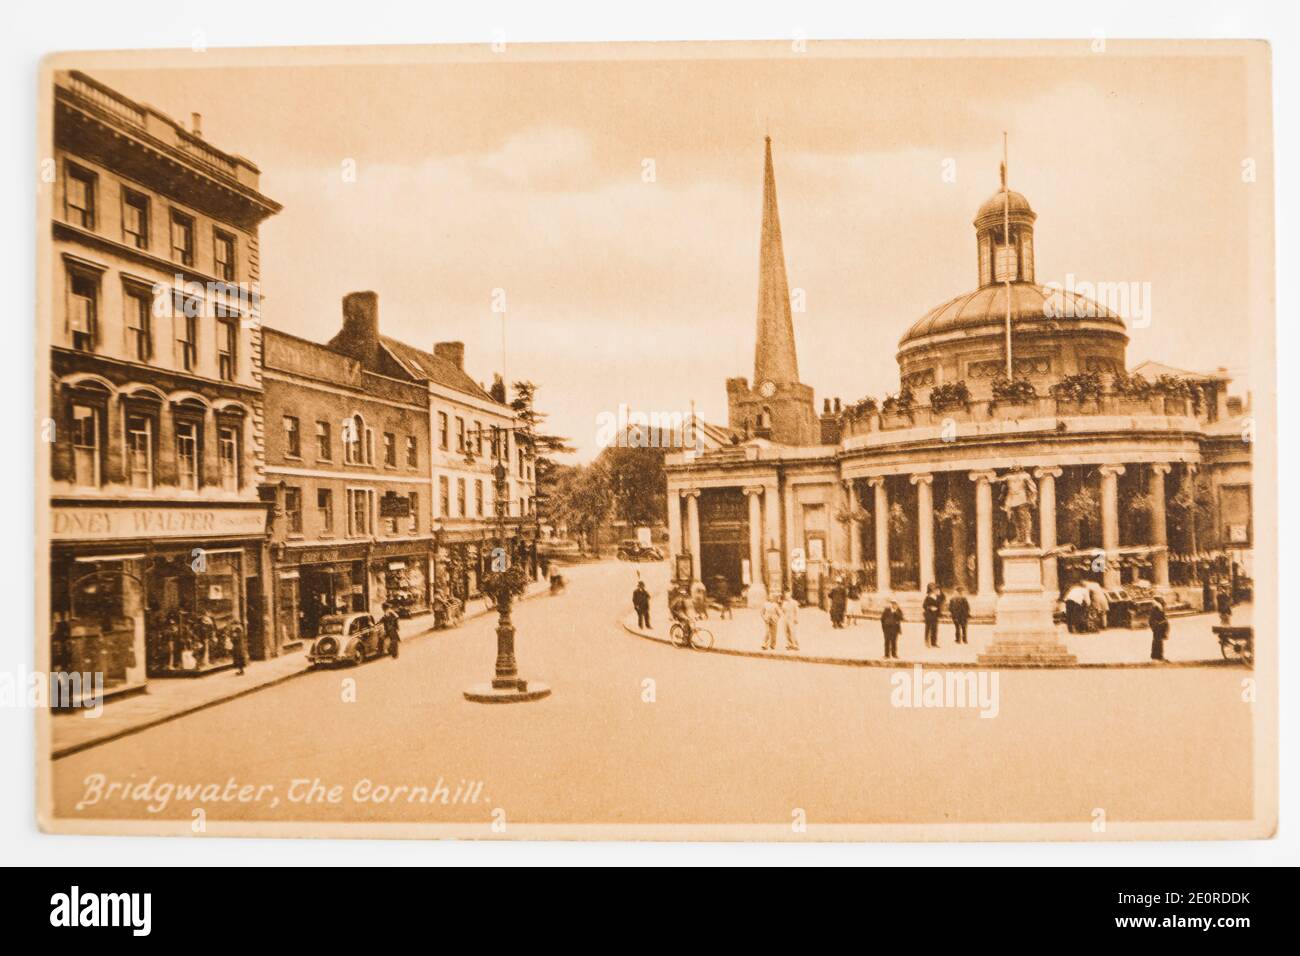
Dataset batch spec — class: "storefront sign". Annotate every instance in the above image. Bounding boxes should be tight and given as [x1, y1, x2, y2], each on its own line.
[380, 492, 412, 518]
[51, 504, 267, 541]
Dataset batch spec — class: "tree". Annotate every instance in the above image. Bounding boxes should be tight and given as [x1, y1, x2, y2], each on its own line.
[549, 461, 612, 553]
[599, 441, 667, 527]
[510, 380, 574, 525]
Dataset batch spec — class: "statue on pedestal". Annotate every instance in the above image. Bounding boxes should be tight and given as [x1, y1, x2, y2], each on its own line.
[995, 466, 1038, 546]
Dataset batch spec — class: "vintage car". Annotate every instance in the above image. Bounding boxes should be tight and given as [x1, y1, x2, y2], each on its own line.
[307, 612, 389, 667]
[616, 539, 663, 562]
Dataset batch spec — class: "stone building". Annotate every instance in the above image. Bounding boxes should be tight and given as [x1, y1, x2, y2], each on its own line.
[46, 71, 281, 700]
[665, 139, 1253, 619]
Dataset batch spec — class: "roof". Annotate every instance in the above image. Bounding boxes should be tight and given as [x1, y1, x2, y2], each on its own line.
[379, 336, 498, 404]
[900, 281, 1128, 347]
[974, 188, 1034, 224]
[1130, 360, 1227, 383]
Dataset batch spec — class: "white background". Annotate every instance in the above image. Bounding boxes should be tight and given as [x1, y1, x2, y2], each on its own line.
[2, 0, 1294, 866]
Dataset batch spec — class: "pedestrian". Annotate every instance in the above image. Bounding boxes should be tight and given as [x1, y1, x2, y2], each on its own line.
[632, 581, 652, 629]
[1201, 574, 1214, 613]
[713, 576, 733, 620]
[1064, 581, 1089, 634]
[780, 591, 800, 651]
[922, 584, 943, 647]
[880, 600, 903, 660]
[1149, 598, 1169, 661]
[949, 587, 970, 645]
[761, 594, 781, 650]
[228, 622, 247, 676]
[691, 579, 709, 620]
[1216, 583, 1233, 625]
[829, 578, 847, 629]
[382, 602, 401, 658]
[845, 579, 862, 625]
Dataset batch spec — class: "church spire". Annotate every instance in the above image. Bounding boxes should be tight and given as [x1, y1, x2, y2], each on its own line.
[754, 136, 800, 387]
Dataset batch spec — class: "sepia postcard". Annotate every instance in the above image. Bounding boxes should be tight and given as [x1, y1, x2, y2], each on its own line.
[32, 39, 1276, 841]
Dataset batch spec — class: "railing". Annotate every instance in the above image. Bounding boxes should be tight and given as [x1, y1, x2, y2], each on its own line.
[841, 393, 1199, 439]
[175, 132, 239, 177]
[65, 71, 146, 127]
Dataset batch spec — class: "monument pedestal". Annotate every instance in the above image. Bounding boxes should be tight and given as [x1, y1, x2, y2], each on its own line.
[977, 546, 1077, 667]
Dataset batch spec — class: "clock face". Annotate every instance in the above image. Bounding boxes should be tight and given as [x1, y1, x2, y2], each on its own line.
[759, 380, 777, 398]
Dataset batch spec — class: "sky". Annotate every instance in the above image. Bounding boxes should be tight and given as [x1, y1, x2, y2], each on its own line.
[90, 44, 1265, 461]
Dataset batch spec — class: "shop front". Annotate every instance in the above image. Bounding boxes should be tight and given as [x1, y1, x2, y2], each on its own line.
[369, 539, 432, 619]
[49, 501, 270, 696]
[274, 541, 370, 645]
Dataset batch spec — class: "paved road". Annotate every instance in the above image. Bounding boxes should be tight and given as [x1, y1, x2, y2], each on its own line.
[50, 560, 1255, 831]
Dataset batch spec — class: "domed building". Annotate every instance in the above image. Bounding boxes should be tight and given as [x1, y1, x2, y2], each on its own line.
[665, 140, 1253, 621]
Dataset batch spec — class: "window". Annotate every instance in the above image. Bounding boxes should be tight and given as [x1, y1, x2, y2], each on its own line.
[383, 432, 396, 467]
[347, 489, 373, 537]
[317, 488, 333, 534]
[408, 492, 418, 533]
[519, 447, 526, 478]
[170, 210, 194, 266]
[175, 420, 200, 490]
[284, 487, 303, 534]
[218, 320, 237, 381]
[316, 421, 331, 460]
[65, 164, 96, 229]
[124, 286, 152, 362]
[122, 189, 149, 249]
[474, 420, 483, 456]
[520, 497, 526, 517]
[457, 478, 466, 517]
[213, 230, 235, 281]
[218, 425, 239, 490]
[283, 416, 301, 458]
[125, 413, 152, 489]
[344, 415, 366, 464]
[455, 417, 465, 452]
[490, 425, 499, 459]
[70, 404, 98, 487]
[501, 429, 509, 461]
[438, 412, 449, 450]
[405, 435, 417, 468]
[439, 475, 449, 517]
[68, 270, 98, 352]
[475, 479, 484, 517]
[174, 293, 199, 371]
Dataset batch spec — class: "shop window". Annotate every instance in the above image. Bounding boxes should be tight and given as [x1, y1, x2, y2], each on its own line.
[70, 403, 99, 487]
[175, 420, 200, 490]
[65, 163, 96, 229]
[405, 435, 417, 468]
[59, 561, 146, 701]
[145, 551, 242, 674]
[218, 425, 240, 490]
[124, 285, 152, 362]
[383, 431, 396, 467]
[284, 487, 303, 534]
[122, 188, 149, 249]
[316, 421, 331, 461]
[318, 488, 333, 534]
[170, 210, 194, 266]
[125, 413, 153, 489]
[283, 415, 301, 458]
[68, 270, 98, 352]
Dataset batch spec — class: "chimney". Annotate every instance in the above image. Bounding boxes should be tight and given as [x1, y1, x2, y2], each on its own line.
[336, 291, 380, 369]
[434, 341, 464, 370]
[191, 112, 203, 138]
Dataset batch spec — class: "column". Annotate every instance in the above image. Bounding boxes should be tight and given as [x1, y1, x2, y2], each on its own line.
[844, 480, 862, 570]
[869, 477, 890, 593]
[1149, 463, 1172, 588]
[1035, 466, 1063, 594]
[911, 473, 934, 590]
[1099, 464, 1125, 589]
[764, 481, 781, 594]
[666, 487, 683, 559]
[744, 486, 766, 605]
[970, 470, 996, 598]
[683, 489, 701, 582]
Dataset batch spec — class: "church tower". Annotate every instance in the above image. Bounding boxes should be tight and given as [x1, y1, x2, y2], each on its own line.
[726, 137, 818, 445]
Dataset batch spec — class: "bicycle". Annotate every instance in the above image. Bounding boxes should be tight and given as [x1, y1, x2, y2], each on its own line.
[668, 619, 714, 650]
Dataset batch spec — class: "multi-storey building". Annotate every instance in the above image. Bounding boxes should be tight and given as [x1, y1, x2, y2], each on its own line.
[262, 291, 537, 647]
[45, 71, 281, 700]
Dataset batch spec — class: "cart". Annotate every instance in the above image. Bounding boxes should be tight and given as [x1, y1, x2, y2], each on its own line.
[1212, 625, 1253, 665]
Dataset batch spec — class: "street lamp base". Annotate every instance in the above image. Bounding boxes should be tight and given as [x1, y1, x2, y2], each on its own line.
[463, 680, 552, 704]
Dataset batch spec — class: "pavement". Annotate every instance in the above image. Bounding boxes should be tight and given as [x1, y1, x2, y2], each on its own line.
[50, 576, 553, 759]
[47, 558, 1258, 833]
[623, 599, 1252, 668]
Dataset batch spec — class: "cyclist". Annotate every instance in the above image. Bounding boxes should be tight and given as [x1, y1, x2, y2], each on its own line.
[669, 587, 694, 647]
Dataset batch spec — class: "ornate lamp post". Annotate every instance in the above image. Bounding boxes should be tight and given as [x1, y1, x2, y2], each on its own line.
[462, 428, 550, 703]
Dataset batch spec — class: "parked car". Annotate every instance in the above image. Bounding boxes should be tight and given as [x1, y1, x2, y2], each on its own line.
[307, 612, 389, 667]
[616, 539, 663, 561]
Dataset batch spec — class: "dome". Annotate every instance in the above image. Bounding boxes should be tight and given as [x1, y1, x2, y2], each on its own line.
[899, 281, 1128, 349]
[974, 188, 1034, 224]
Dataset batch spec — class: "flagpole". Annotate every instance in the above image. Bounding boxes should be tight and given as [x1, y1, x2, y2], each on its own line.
[1003, 131, 1013, 379]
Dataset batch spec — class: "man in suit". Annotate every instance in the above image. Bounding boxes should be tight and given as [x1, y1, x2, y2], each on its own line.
[1149, 598, 1170, 661]
[632, 581, 651, 629]
[880, 600, 904, 660]
[922, 584, 944, 647]
[949, 587, 971, 645]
